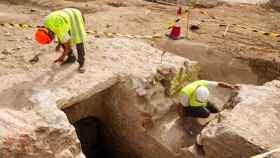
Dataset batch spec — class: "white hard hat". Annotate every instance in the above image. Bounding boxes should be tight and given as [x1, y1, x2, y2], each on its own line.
[195, 86, 209, 102]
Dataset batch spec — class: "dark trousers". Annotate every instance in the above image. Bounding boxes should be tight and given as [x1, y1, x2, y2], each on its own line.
[77, 11, 85, 67]
[76, 43, 85, 67]
[184, 102, 219, 118]
[62, 43, 85, 67]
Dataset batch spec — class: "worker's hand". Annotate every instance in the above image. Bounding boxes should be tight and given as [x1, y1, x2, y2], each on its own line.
[54, 54, 66, 64]
[218, 82, 240, 91]
[55, 43, 61, 52]
[230, 84, 240, 91]
[233, 84, 241, 90]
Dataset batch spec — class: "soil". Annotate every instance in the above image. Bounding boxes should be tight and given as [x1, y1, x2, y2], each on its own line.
[0, 1, 279, 157]
[0, 0, 279, 84]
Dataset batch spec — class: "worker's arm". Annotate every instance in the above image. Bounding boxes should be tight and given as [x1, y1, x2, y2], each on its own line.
[55, 42, 62, 52]
[53, 28, 71, 62]
[54, 41, 71, 63]
[217, 82, 240, 90]
[178, 104, 186, 118]
[177, 94, 188, 118]
[55, 32, 71, 52]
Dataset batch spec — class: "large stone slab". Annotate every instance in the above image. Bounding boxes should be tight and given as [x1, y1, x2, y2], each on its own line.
[198, 80, 280, 158]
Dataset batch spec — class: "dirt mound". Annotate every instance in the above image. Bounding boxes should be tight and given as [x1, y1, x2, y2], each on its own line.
[269, 0, 280, 10]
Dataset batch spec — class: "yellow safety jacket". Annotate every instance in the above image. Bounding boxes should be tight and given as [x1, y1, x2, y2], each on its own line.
[44, 8, 87, 44]
[179, 80, 209, 107]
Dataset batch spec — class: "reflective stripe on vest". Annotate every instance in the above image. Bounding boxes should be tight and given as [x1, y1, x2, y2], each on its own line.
[180, 80, 209, 107]
[61, 8, 86, 44]
[44, 11, 70, 43]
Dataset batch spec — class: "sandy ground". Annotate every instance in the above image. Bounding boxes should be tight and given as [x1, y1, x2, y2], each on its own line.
[0, 2, 278, 157]
[0, 0, 279, 83]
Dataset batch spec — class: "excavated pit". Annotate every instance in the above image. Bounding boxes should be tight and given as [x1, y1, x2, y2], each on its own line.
[62, 89, 120, 158]
[59, 69, 233, 158]
[72, 117, 117, 158]
[58, 38, 256, 158]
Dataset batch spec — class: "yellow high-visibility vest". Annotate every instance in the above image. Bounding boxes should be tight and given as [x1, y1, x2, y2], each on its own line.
[44, 8, 87, 44]
[180, 80, 209, 107]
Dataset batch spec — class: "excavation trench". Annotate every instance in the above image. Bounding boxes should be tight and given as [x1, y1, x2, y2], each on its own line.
[156, 40, 280, 85]
[60, 70, 234, 158]
[59, 40, 279, 158]
[59, 40, 272, 158]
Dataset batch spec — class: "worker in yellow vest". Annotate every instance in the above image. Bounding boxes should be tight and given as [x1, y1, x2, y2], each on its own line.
[35, 8, 87, 73]
[178, 80, 240, 118]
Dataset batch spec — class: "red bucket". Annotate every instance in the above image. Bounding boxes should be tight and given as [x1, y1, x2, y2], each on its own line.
[170, 26, 181, 39]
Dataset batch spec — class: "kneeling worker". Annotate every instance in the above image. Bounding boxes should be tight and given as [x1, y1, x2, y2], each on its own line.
[178, 80, 240, 118]
[35, 8, 87, 73]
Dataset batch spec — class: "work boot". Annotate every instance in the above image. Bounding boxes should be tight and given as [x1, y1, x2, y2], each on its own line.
[78, 64, 86, 73]
[195, 142, 205, 155]
[63, 54, 76, 65]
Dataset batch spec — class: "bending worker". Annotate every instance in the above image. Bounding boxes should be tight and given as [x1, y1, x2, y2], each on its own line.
[35, 8, 87, 73]
[178, 80, 240, 118]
